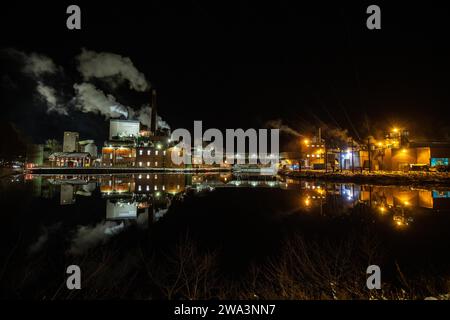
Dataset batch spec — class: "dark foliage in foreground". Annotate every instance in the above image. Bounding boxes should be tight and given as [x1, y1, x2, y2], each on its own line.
[2, 227, 449, 300]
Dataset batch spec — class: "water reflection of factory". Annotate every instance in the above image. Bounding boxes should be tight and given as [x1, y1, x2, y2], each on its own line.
[27, 173, 288, 223]
[27, 174, 450, 229]
[295, 179, 450, 228]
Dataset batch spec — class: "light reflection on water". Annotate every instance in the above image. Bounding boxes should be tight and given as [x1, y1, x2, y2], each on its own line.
[24, 173, 450, 233]
[2, 172, 449, 299]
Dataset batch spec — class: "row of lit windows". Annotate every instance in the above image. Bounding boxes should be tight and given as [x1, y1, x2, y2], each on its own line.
[137, 185, 181, 191]
[138, 185, 165, 191]
[306, 154, 324, 158]
[138, 174, 159, 179]
[138, 161, 158, 167]
[306, 145, 324, 148]
[138, 150, 166, 156]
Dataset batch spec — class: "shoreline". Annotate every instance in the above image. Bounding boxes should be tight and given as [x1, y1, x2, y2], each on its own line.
[279, 169, 450, 187]
[5, 167, 450, 187]
[25, 167, 231, 175]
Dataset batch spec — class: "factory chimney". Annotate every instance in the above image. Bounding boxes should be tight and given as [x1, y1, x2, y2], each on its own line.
[150, 89, 158, 135]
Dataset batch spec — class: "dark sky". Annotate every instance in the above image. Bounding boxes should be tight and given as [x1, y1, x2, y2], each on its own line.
[1, 1, 450, 154]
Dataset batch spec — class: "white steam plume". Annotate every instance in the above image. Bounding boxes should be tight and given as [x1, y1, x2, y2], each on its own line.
[4, 48, 60, 77]
[73, 83, 129, 118]
[23, 52, 59, 77]
[266, 119, 302, 137]
[36, 82, 68, 115]
[76, 48, 150, 92]
[158, 116, 171, 131]
[5, 49, 67, 115]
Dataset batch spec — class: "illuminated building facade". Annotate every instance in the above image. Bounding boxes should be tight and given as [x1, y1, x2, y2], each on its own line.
[302, 138, 326, 169]
[109, 119, 140, 140]
[101, 142, 136, 167]
[374, 141, 450, 171]
[49, 152, 92, 167]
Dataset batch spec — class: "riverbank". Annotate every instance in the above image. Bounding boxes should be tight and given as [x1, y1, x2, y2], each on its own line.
[26, 166, 231, 175]
[280, 169, 450, 186]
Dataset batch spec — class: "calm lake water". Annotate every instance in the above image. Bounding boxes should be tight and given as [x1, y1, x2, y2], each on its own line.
[1, 172, 450, 298]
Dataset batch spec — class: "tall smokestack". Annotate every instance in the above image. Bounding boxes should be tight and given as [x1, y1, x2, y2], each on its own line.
[150, 89, 158, 135]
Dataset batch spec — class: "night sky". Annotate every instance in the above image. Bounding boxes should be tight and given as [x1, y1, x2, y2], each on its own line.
[1, 1, 450, 157]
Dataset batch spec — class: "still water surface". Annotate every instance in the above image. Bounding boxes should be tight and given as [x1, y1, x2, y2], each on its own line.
[1, 172, 450, 297]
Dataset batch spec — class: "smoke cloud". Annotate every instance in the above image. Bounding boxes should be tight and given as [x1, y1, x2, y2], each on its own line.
[73, 82, 129, 118]
[322, 126, 350, 147]
[23, 52, 59, 77]
[36, 82, 68, 115]
[266, 119, 302, 137]
[128, 106, 151, 127]
[4, 48, 60, 77]
[76, 48, 150, 92]
[6, 47, 172, 129]
[158, 116, 171, 131]
[4, 49, 67, 115]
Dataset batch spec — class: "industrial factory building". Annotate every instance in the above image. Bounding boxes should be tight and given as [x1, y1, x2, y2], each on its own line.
[100, 89, 186, 169]
[297, 128, 450, 172]
[101, 141, 136, 167]
[49, 152, 92, 167]
[26, 132, 98, 168]
[378, 142, 450, 171]
[109, 119, 140, 140]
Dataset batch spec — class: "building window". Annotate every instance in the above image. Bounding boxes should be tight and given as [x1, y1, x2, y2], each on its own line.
[146, 185, 150, 191]
[163, 150, 166, 156]
[155, 150, 159, 156]
[139, 162, 142, 167]
[147, 150, 151, 155]
[138, 174, 142, 179]
[147, 161, 150, 166]
[154, 185, 158, 191]
[146, 174, 150, 179]
[110, 154, 113, 159]
[155, 161, 158, 166]
[138, 185, 142, 191]
[139, 150, 143, 155]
